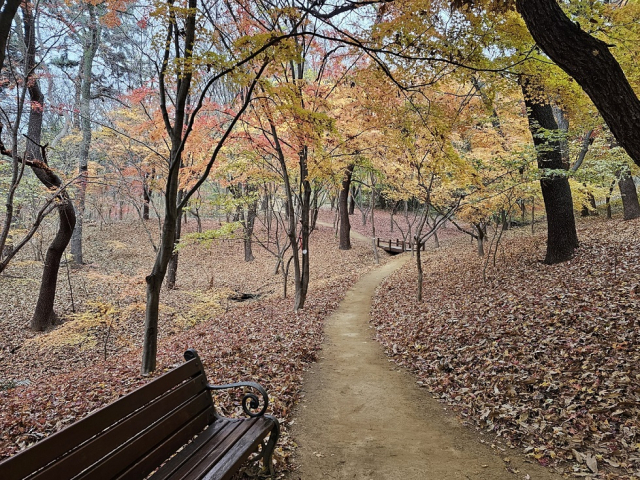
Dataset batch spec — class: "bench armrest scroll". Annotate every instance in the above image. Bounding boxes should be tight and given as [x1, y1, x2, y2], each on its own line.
[206, 381, 269, 417]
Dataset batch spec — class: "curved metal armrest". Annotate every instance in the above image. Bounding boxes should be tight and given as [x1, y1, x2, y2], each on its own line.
[206, 381, 270, 417]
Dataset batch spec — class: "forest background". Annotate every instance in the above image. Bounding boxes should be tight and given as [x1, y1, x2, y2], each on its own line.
[1, 0, 640, 478]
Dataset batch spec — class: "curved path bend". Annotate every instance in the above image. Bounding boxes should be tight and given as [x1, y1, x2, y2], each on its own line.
[288, 252, 563, 479]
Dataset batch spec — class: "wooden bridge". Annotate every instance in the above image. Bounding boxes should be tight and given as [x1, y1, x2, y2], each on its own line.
[376, 238, 426, 254]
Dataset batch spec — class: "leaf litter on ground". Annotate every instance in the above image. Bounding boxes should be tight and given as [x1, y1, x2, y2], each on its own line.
[371, 216, 640, 480]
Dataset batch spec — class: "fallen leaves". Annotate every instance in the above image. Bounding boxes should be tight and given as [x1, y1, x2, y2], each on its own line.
[371, 217, 640, 479]
[0, 218, 384, 476]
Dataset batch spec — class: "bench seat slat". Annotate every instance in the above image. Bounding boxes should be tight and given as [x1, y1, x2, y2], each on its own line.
[0, 358, 204, 480]
[30, 376, 210, 480]
[199, 418, 275, 480]
[147, 419, 235, 480]
[76, 391, 214, 480]
[116, 409, 223, 480]
[157, 419, 250, 480]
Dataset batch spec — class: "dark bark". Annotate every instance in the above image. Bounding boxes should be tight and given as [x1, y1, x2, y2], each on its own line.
[348, 185, 356, 214]
[521, 78, 578, 264]
[0, 0, 20, 74]
[580, 190, 597, 217]
[474, 222, 486, 257]
[142, 0, 196, 375]
[516, 0, 640, 167]
[23, 3, 76, 330]
[244, 191, 257, 262]
[142, 170, 151, 220]
[618, 167, 640, 220]
[295, 147, 311, 311]
[606, 179, 616, 219]
[338, 163, 354, 250]
[166, 200, 183, 290]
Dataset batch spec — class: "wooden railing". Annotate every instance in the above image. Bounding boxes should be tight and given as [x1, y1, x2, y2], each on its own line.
[376, 238, 426, 252]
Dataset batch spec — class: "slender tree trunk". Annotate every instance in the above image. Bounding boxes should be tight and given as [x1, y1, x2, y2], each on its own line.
[475, 223, 485, 257]
[339, 163, 354, 250]
[166, 196, 183, 290]
[23, 3, 76, 330]
[295, 146, 311, 311]
[606, 179, 616, 219]
[618, 168, 640, 220]
[349, 185, 356, 215]
[370, 174, 379, 264]
[70, 5, 100, 265]
[516, 0, 640, 167]
[142, 0, 196, 374]
[310, 189, 319, 231]
[521, 78, 578, 264]
[143, 171, 151, 220]
[244, 195, 257, 262]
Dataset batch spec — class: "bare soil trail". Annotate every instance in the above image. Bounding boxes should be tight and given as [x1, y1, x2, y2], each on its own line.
[287, 252, 564, 479]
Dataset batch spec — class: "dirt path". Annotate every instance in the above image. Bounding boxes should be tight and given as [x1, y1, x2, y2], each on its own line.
[287, 253, 564, 479]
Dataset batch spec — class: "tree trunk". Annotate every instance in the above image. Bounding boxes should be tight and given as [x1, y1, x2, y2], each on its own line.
[349, 185, 356, 215]
[142, 0, 196, 374]
[339, 163, 354, 250]
[416, 244, 424, 302]
[475, 223, 485, 257]
[23, 3, 76, 330]
[70, 4, 100, 265]
[294, 146, 311, 311]
[0, 0, 20, 74]
[516, 0, 640, 167]
[521, 78, 578, 264]
[244, 195, 257, 262]
[143, 171, 151, 220]
[618, 168, 640, 220]
[166, 189, 184, 290]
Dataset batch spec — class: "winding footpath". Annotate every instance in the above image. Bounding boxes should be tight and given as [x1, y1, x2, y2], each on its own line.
[288, 234, 564, 479]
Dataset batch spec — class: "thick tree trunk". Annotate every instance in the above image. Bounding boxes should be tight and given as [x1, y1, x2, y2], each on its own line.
[0, 0, 20, 74]
[339, 163, 354, 250]
[618, 169, 640, 220]
[70, 4, 100, 265]
[522, 78, 578, 264]
[516, 0, 640, 167]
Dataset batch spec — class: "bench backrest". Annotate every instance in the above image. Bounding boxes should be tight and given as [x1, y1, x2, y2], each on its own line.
[0, 351, 216, 480]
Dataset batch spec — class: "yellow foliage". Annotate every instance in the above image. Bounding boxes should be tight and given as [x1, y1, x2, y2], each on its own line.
[173, 289, 233, 330]
[25, 301, 120, 350]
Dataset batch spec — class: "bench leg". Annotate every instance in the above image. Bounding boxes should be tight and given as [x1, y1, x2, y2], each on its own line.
[260, 415, 280, 478]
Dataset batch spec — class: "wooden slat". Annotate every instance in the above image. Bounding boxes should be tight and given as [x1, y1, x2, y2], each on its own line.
[76, 391, 214, 480]
[181, 419, 257, 480]
[30, 376, 210, 480]
[153, 420, 244, 480]
[116, 410, 221, 480]
[0, 358, 204, 480]
[147, 419, 232, 480]
[200, 418, 276, 480]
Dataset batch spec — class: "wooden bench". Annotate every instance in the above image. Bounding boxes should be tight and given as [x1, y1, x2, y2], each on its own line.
[0, 349, 280, 480]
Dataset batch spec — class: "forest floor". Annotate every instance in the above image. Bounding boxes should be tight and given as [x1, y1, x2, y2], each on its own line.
[0, 214, 388, 473]
[0, 209, 638, 480]
[371, 216, 640, 480]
